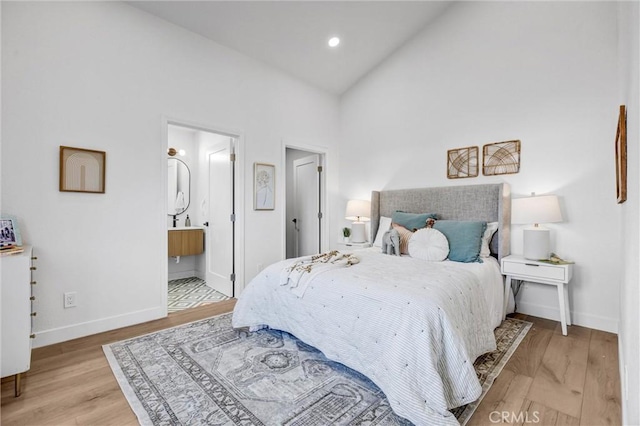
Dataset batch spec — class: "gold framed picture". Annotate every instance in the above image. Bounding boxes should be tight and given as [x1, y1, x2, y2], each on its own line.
[59, 146, 106, 193]
[615, 105, 627, 204]
[447, 146, 478, 179]
[482, 140, 521, 176]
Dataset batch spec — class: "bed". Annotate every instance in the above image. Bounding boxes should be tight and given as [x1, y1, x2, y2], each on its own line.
[232, 183, 510, 425]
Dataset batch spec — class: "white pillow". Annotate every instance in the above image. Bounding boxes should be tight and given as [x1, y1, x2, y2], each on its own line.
[373, 216, 392, 247]
[408, 228, 449, 262]
[480, 222, 499, 258]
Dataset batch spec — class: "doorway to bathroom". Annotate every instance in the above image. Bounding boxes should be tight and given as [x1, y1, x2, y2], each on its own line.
[164, 120, 244, 313]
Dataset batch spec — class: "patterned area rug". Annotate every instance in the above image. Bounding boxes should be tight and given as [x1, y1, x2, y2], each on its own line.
[104, 314, 531, 425]
[168, 277, 230, 313]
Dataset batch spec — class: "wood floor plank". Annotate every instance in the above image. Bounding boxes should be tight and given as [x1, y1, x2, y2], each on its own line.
[557, 411, 581, 425]
[2, 370, 119, 425]
[517, 399, 558, 425]
[580, 330, 622, 425]
[516, 398, 581, 425]
[526, 333, 590, 419]
[504, 322, 553, 378]
[554, 322, 592, 341]
[467, 369, 533, 425]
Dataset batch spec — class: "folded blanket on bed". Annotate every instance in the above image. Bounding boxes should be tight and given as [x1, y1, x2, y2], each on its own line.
[280, 250, 360, 297]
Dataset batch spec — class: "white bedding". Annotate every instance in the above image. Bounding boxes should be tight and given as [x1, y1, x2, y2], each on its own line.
[232, 249, 505, 425]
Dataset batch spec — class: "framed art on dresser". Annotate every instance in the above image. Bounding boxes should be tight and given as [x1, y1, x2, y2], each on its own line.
[0, 214, 22, 247]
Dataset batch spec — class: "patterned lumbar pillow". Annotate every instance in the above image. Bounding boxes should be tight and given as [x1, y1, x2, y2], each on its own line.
[391, 223, 414, 255]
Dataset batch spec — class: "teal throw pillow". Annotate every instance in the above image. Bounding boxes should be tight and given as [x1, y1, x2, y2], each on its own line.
[391, 211, 438, 231]
[433, 220, 487, 263]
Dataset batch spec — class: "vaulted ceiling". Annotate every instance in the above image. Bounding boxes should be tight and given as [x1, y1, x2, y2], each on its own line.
[128, 1, 452, 95]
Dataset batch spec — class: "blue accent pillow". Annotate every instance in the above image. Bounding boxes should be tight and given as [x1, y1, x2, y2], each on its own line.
[391, 211, 438, 231]
[433, 220, 487, 263]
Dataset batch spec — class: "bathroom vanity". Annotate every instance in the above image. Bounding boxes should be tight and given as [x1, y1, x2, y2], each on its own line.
[168, 227, 204, 257]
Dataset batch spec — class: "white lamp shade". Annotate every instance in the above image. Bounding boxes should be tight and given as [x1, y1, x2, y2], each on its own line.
[512, 194, 563, 260]
[345, 200, 371, 221]
[511, 195, 562, 225]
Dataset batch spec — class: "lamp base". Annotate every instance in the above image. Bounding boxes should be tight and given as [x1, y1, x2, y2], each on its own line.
[523, 228, 550, 260]
[350, 222, 366, 243]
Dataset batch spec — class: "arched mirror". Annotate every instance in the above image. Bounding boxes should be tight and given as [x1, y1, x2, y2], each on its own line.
[167, 158, 190, 216]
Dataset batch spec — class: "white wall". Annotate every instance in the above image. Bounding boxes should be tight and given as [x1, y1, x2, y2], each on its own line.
[617, 1, 640, 423]
[1, 2, 339, 346]
[340, 2, 620, 333]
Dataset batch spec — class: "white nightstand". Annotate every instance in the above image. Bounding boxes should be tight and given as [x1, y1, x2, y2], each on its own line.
[337, 241, 372, 250]
[501, 254, 573, 335]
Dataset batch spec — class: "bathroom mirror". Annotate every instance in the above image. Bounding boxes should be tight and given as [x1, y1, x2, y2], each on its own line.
[167, 158, 190, 216]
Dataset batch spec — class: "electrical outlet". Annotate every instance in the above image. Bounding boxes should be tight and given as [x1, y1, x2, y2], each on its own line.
[64, 292, 77, 308]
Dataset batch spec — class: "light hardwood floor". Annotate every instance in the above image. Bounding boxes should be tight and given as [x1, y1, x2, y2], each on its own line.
[1, 303, 621, 425]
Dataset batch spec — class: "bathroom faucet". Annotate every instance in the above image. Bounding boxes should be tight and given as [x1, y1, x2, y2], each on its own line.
[172, 215, 179, 228]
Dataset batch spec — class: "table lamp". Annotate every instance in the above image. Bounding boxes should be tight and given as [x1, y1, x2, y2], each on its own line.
[345, 200, 370, 243]
[512, 194, 563, 260]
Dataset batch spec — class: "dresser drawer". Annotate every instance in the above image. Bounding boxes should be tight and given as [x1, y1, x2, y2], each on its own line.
[502, 260, 566, 281]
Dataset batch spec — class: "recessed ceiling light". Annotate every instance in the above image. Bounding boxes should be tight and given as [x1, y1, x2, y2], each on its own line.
[328, 37, 340, 48]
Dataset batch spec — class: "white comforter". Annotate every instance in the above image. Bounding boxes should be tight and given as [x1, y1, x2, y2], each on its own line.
[232, 249, 504, 425]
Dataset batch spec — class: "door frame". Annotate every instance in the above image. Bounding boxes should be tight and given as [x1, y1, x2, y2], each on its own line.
[281, 140, 329, 260]
[161, 116, 245, 314]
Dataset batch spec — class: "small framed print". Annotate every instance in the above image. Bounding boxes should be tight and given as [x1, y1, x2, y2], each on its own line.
[60, 146, 106, 193]
[615, 105, 627, 204]
[254, 162, 275, 210]
[0, 214, 22, 247]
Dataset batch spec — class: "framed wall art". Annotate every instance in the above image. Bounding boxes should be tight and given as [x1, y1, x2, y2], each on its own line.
[59, 146, 106, 193]
[616, 105, 627, 204]
[482, 140, 521, 176]
[0, 214, 22, 247]
[254, 162, 275, 210]
[447, 146, 479, 179]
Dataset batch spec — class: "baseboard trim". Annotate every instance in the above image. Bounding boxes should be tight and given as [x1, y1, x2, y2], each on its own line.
[168, 270, 199, 281]
[32, 306, 167, 348]
[516, 301, 618, 334]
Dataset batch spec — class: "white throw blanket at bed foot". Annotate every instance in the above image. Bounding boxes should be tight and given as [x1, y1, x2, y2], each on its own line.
[280, 250, 360, 297]
[233, 249, 500, 426]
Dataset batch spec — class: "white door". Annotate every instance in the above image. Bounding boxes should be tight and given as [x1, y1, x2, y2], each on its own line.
[206, 140, 234, 297]
[293, 154, 321, 257]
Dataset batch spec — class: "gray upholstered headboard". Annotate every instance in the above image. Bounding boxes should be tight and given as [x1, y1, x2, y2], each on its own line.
[371, 183, 510, 261]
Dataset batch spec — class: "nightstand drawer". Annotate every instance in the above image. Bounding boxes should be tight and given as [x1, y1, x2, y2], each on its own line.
[502, 260, 566, 281]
